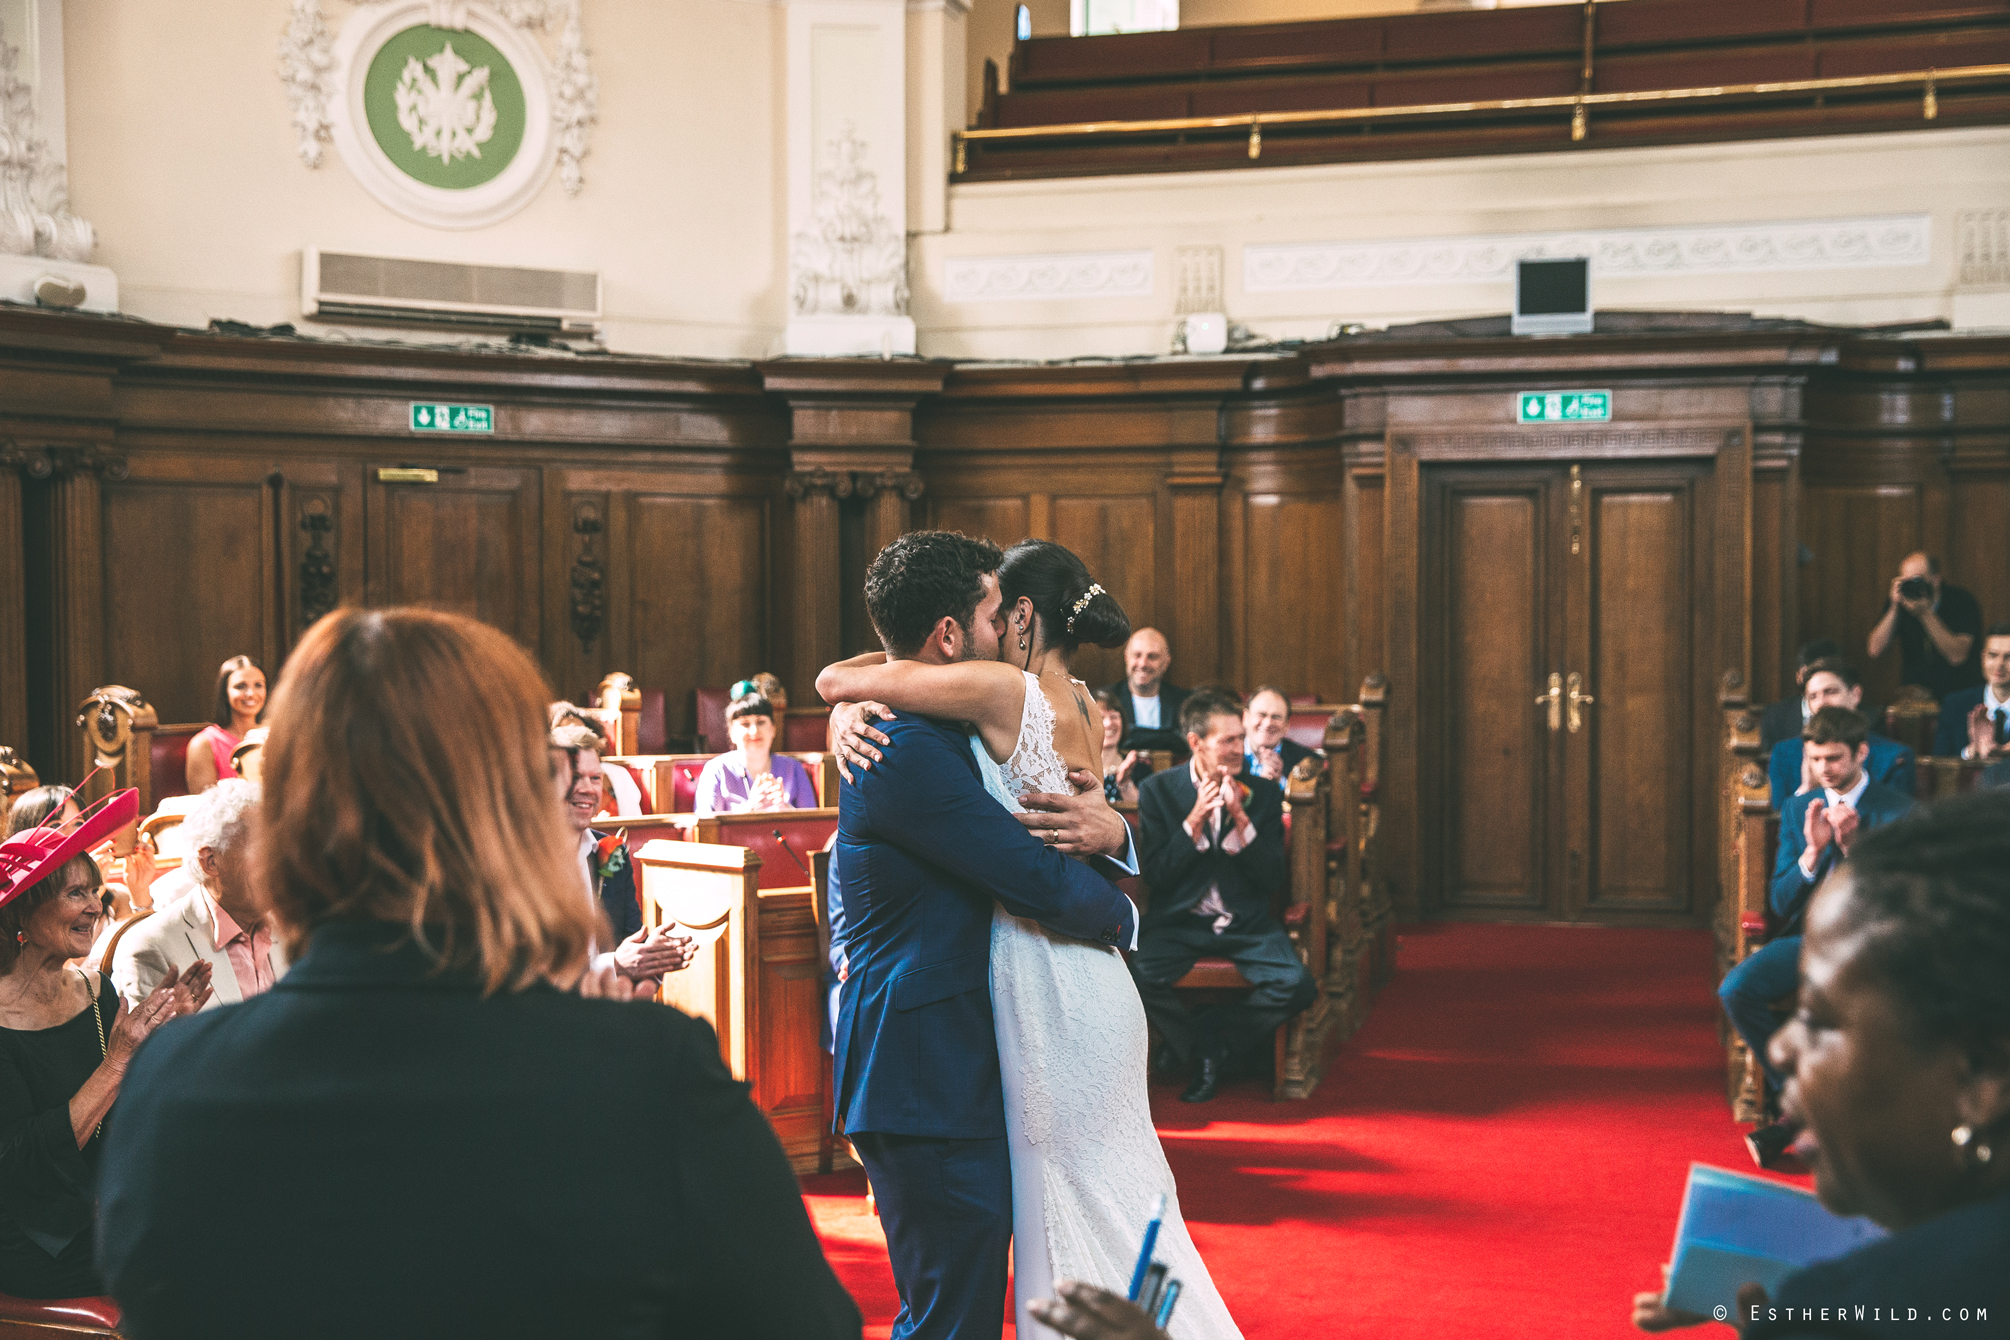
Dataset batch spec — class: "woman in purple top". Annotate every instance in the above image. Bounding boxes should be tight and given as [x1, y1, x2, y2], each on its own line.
[694, 692, 818, 816]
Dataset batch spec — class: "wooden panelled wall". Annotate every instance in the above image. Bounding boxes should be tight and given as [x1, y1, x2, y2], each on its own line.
[3, 309, 2006, 926]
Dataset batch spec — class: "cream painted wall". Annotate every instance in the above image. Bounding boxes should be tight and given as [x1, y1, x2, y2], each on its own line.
[62, 0, 788, 357]
[914, 126, 2010, 360]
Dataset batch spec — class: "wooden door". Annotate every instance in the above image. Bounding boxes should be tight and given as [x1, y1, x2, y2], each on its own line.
[1424, 461, 1705, 923]
[366, 465, 541, 649]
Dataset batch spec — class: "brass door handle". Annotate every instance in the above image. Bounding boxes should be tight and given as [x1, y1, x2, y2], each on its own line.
[1535, 672, 1562, 732]
[1567, 671, 1595, 734]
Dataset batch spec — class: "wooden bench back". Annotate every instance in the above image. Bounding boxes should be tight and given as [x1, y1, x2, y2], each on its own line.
[691, 808, 839, 891]
[0, 747, 36, 804]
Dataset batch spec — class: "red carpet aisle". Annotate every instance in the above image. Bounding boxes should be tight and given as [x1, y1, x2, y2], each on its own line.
[804, 922, 1810, 1339]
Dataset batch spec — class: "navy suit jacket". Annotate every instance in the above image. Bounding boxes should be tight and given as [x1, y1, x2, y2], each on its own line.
[1768, 734, 1916, 809]
[589, 827, 643, 944]
[1136, 765, 1287, 927]
[1770, 780, 1915, 933]
[1934, 684, 2009, 758]
[832, 712, 1136, 1140]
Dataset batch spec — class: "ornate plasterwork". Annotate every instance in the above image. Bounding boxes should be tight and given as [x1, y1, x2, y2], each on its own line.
[280, 0, 597, 201]
[943, 249, 1154, 303]
[1243, 215, 1932, 293]
[791, 125, 908, 318]
[0, 22, 92, 261]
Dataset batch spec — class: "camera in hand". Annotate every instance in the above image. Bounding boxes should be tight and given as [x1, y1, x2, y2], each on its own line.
[1898, 576, 1934, 602]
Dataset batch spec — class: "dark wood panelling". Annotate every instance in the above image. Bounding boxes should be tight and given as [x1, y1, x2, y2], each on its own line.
[1797, 484, 1926, 710]
[1051, 494, 1156, 688]
[101, 462, 281, 724]
[928, 495, 1032, 546]
[628, 494, 772, 735]
[1240, 493, 1346, 700]
[367, 466, 542, 651]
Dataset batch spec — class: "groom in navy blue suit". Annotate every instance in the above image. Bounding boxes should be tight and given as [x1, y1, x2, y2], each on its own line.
[830, 531, 1140, 1340]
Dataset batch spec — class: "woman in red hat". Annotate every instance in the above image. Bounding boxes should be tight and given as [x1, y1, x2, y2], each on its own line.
[0, 799, 210, 1298]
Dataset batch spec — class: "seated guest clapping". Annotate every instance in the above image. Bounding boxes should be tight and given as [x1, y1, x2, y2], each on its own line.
[1767, 657, 1915, 806]
[695, 691, 817, 815]
[1095, 689, 1152, 805]
[550, 724, 692, 985]
[96, 608, 862, 1340]
[1242, 685, 1315, 783]
[1724, 706, 1915, 1167]
[184, 654, 266, 793]
[111, 779, 285, 1010]
[1637, 790, 2010, 1336]
[0, 804, 209, 1299]
[1933, 621, 2010, 763]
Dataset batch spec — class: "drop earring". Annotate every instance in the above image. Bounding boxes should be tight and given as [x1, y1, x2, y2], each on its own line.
[1954, 1124, 1995, 1169]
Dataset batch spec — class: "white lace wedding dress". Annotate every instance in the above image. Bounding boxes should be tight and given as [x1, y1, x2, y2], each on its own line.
[975, 671, 1242, 1340]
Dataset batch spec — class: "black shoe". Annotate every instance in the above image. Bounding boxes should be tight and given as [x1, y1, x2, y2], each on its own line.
[1180, 1052, 1224, 1104]
[1745, 1121, 1806, 1173]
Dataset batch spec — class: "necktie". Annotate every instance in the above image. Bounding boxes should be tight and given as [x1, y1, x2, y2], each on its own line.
[1995, 709, 2009, 747]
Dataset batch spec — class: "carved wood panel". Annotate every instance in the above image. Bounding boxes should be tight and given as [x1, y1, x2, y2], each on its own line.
[1797, 483, 1925, 712]
[626, 493, 772, 737]
[366, 465, 542, 652]
[1240, 493, 1346, 701]
[1050, 494, 1156, 689]
[100, 460, 283, 725]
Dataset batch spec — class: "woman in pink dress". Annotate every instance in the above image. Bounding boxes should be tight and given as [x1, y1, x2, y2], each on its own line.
[185, 655, 267, 793]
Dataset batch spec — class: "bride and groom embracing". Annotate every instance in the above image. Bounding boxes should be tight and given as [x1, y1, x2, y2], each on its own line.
[822, 531, 1240, 1340]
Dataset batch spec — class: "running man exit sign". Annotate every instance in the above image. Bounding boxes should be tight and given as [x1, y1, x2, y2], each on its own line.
[410, 402, 494, 433]
[1516, 390, 1611, 424]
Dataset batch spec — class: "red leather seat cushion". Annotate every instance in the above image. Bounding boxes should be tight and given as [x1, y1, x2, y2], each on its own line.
[0, 1293, 121, 1330]
[637, 691, 666, 755]
[782, 710, 830, 752]
[693, 688, 730, 755]
[1177, 958, 1252, 990]
[671, 757, 715, 814]
[150, 726, 202, 803]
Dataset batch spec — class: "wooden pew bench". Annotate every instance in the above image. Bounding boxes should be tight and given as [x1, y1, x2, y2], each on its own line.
[0, 1294, 121, 1338]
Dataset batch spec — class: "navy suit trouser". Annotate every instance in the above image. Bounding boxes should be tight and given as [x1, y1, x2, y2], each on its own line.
[1718, 935, 1802, 1094]
[850, 1131, 1011, 1340]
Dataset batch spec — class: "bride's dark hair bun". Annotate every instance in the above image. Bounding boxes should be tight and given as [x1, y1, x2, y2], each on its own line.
[998, 539, 1131, 651]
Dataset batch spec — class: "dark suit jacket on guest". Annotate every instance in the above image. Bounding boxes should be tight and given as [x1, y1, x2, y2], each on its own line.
[97, 921, 861, 1340]
[1099, 681, 1192, 755]
[1933, 684, 2010, 759]
[832, 713, 1136, 1140]
[1770, 781, 1916, 936]
[1248, 738, 1316, 781]
[1136, 765, 1286, 928]
[590, 826, 643, 944]
[1758, 697, 1804, 757]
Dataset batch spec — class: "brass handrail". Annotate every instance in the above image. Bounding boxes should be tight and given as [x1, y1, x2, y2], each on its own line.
[951, 60, 2010, 170]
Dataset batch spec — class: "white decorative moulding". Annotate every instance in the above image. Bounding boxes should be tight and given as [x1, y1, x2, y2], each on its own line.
[1244, 215, 1932, 293]
[279, 0, 598, 227]
[943, 249, 1154, 302]
[0, 14, 93, 263]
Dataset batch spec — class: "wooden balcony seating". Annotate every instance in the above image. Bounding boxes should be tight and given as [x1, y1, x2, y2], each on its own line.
[963, 0, 2010, 180]
[1882, 685, 1942, 760]
[0, 1293, 121, 1338]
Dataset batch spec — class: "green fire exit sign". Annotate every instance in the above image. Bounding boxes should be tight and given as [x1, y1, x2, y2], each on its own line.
[410, 402, 494, 433]
[1516, 390, 1611, 424]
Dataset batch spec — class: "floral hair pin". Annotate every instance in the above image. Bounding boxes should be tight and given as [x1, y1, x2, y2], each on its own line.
[1066, 584, 1106, 634]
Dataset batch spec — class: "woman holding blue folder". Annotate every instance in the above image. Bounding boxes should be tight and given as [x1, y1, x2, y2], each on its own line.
[1635, 791, 2009, 1337]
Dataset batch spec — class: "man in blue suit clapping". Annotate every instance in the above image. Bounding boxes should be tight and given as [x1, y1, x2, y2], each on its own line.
[828, 531, 1139, 1340]
[1767, 656, 1915, 806]
[1725, 706, 1914, 1168]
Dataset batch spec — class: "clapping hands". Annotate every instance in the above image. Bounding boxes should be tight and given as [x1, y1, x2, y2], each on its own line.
[107, 962, 213, 1068]
[611, 923, 696, 982]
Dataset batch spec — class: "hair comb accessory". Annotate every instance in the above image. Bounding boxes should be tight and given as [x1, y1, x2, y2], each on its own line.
[1065, 584, 1106, 634]
[0, 776, 137, 912]
[730, 680, 754, 699]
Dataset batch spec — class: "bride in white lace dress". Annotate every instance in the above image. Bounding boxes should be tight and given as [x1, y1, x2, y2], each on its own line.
[818, 540, 1242, 1340]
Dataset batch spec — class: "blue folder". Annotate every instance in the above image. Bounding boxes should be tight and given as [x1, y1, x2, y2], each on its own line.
[1664, 1163, 1886, 1316]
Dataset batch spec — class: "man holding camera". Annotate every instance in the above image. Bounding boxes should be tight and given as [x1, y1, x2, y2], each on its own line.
[1865, 552, 1983, 701]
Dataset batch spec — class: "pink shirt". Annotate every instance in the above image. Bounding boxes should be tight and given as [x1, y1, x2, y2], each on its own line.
[207, 893, 275, 999]
[193, 725, 243, 783]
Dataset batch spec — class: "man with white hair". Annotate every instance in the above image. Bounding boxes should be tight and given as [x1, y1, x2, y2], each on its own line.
[112, 778, 286, 1010]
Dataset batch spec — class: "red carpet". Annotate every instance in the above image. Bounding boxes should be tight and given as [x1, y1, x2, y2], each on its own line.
[805, 922, 1808, 1338]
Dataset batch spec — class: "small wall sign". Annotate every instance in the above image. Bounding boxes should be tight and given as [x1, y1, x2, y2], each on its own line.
[410, 402, 494, 433]
[1517, 390, 1612, 423]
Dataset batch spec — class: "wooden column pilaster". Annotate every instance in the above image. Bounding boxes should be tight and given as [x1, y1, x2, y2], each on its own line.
[757, 360, 951, 704]
[0, 457, 25, 755]
[50, 462, 108, 785]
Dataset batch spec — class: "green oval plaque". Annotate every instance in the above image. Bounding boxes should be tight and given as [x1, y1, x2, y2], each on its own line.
[363, 25, 527, 191]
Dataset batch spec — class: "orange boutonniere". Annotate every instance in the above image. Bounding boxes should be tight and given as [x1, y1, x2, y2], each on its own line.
[594, 832, 629, 881]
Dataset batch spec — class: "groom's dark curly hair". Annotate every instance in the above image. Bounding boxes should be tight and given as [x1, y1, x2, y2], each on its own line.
[865, 531, 1003, 658]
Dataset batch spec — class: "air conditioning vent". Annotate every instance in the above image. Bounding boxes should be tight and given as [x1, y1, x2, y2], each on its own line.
[302, 248, 601, 335]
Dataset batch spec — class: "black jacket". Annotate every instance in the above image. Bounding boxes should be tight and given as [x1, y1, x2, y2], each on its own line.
[1758, 698, 1804, 757]
[97, 920, 861, 1340]
[1136, 764, 1286, 927]
[1098, 681, 1192, 755]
